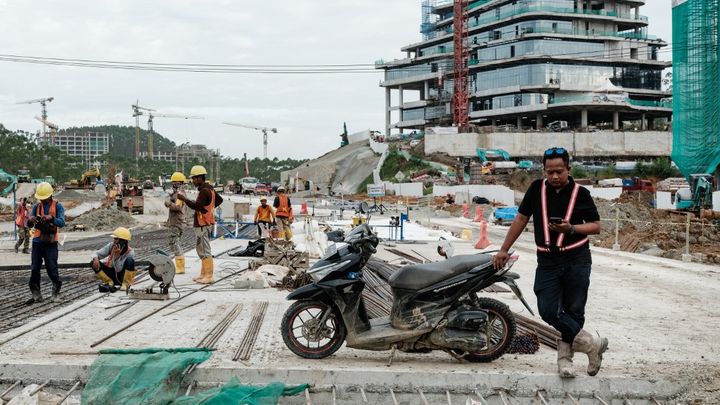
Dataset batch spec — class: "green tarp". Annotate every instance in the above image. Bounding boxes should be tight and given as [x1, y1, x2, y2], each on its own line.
[81, 348, 308, 405]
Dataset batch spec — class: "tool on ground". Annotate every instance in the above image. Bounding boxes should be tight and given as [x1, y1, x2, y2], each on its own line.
[128, 254, 175, 300]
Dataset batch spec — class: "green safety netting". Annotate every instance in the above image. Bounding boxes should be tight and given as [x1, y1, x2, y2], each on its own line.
[172, 377, 308, 405]
[672, 0, 720, 178]
[81, 348, 308, 405]
[82, 348, 212, 405]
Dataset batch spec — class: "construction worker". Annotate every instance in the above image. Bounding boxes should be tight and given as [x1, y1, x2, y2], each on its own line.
[165, 172, 187, 275]
[273, 186, 293, 240]
[493, 147, 606, 378]
[26, 182, 65, 304]
[91, 227, 136, 291]
[14, 197, 30, 254]
[254, 197, 275, 238]
[176, 165, 223, 284]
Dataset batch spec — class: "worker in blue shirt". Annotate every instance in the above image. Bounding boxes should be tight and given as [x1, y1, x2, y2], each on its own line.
[26, 182, 65, 304]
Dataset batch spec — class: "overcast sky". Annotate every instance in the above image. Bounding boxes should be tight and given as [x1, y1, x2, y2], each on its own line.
[0, 1, 672, 160]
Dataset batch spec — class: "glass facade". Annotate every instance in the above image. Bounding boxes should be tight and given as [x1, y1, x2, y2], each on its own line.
[385, 61, 452, 81]
[477, 39, 605, 61]
[474, 63, 662, 93]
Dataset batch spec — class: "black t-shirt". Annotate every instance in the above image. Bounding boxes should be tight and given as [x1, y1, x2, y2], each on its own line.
[518, 178, 600, 267]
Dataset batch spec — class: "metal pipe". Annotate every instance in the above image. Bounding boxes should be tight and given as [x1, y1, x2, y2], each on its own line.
[28, 379, 50, 396]
[163, 300, 205, 317]
[56, 381, 81, 405]
[105, 301, 138, 321]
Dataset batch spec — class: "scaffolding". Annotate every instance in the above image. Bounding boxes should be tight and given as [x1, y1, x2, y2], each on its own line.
[671, 0, 720, 178]
[420, 0, 437, 40]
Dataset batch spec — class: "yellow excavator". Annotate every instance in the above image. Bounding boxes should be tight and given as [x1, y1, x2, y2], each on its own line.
[67, 167, 101, 189]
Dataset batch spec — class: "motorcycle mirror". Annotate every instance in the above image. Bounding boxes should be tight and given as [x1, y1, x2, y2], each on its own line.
[358, 201, 369, 214]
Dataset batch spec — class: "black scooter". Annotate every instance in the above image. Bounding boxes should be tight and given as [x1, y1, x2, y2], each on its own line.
[280, 222, 534, 363]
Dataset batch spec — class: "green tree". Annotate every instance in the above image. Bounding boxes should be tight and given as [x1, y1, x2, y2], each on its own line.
[0, 125, 82, 182]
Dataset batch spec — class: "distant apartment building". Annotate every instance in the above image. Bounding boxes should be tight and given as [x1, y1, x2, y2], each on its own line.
[43, 132, 110, 168]
[138, 150, 176, 162]
[377, 0, 671, 135]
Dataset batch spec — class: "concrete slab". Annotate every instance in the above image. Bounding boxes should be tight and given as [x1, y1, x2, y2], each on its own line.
[0, 219, 717, 403]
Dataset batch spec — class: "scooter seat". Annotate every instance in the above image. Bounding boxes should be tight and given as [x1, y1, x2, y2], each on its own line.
[388, 254, 492, 291]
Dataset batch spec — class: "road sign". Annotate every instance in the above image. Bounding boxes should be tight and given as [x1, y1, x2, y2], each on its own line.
[367, 184, 386, 197]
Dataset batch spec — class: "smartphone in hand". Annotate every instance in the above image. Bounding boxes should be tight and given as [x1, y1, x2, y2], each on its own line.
[549, 217, 564, 224]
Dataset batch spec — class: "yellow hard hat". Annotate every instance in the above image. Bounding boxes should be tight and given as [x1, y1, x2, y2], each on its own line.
[111, 227, 132, 241]
[34, 182, 54, 200]
[190, 165, 207, 177]
[170, 172, 186, 183]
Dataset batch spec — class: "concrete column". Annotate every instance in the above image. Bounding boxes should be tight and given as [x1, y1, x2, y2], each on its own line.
[613, 111, 620, 130]
[385, 87, 391, 136]
[398, 85, 404, 123]
[641, 113, 647, 130]
[424, 80, 430, 100]
[516, 116, 523, 130]
[581, 109, 588, 129]
[536, 114, 544, 130]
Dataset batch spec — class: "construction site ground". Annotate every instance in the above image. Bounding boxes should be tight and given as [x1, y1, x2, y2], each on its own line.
[0, 207, 718, 404]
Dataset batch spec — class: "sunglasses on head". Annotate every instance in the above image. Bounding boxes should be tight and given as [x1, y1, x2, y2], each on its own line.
[544, 147, 567, 156]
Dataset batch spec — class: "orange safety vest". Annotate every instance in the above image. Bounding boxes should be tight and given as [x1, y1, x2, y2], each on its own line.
[536, 181, 588, 253]
[275, 195, 292, 218]
[32, 200, 59, 242]
[197, 189, 216, 226]
[15, 204, 28, 227]
[255, 205, 273, 222]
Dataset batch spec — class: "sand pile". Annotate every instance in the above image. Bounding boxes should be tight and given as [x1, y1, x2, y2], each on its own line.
[67, 208, 137, 231]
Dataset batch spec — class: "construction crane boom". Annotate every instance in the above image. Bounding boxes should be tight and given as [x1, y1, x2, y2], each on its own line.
[147, 112, 204, 158]
[222, 121, 277, 159]
[17, 97, 55, 142]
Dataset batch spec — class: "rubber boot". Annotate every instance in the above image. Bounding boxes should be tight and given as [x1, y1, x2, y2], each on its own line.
[120, 270, 137, 291]
[51, 280, 62, 302]
[557, 340, 576, 378]
[572, 330, 609, 376]
[175, 256, 186, 275]
[22, 248, 29, 254]
[192, 259, 205, 283]
[96, 270, 114, 285]
[26, 284, 43, 305]
[195, 257, 214, 284]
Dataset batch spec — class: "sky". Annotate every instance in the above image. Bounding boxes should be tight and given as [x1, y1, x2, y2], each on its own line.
[0, 1, 672, 160]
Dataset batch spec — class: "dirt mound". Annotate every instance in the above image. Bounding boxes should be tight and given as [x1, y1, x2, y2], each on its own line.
[67, 208, 137, 231]
[592, 192, 720, 264]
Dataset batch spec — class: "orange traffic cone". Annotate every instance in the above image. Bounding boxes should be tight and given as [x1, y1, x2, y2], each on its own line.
[300, 202, 308, 215]
[474, 220, 491, 249]
[473, 206, 484, 222]
[462, 203, 470, 219]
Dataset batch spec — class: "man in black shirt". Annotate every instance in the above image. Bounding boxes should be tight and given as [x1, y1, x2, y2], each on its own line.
[493, 147, 607, 378]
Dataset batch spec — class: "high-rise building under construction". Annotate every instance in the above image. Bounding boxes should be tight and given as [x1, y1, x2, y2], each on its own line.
[377, 0, 671, 135]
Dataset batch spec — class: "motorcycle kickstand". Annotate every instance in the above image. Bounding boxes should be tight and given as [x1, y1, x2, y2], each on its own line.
[386, 344, 397, 367]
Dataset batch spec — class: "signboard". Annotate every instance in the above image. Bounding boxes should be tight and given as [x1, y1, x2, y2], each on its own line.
[367, 184, 386, 197]
[394, 171, 406, 182]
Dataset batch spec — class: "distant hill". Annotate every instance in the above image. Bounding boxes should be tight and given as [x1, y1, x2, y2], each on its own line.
[59, 125, 176, 158]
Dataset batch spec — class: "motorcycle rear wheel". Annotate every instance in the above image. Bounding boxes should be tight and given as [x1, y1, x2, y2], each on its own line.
[462, 297, 516, 363]
[281, 300, 346, 359]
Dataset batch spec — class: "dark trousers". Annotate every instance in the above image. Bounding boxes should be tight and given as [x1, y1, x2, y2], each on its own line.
[534, 262, 591, 343]
[30, 242, 60, 291]
[94, 258, 135, 285]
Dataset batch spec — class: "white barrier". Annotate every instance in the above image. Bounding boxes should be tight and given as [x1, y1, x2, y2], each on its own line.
[433, 185, 514, 207]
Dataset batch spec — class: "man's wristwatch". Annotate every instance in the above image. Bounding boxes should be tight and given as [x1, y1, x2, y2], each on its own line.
[569, 225, 576, 235]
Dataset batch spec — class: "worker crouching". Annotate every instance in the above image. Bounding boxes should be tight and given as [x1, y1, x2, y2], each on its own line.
[91, 227, 136, 292]
[176, 165, 223, 284]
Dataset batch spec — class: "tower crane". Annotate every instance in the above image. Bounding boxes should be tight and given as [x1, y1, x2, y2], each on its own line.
[34, 116, 59, 142]
[222, 122, 277, 159]
[147, 112, 204, 159]
[17, 97, 55, 142]
[132, 102, 154, 160]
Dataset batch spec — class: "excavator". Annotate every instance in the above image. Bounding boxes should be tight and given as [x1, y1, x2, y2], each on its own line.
[0, 169, 17, 197]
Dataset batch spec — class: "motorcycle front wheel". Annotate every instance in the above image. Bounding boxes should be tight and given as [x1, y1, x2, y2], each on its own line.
[462, 297, 516, 363]
[281, 300, 347, 359]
